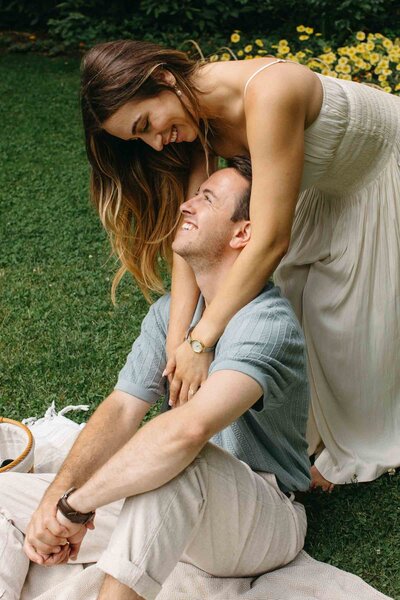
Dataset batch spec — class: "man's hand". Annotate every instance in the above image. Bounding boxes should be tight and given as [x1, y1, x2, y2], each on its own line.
[24, 496, 93, 566]
[167, 340, 213, 406]
[54, 509, 94, 562]
[24, 494, 71, 565]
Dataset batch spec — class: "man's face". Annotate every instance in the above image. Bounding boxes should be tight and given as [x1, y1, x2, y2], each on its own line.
[172, 169, 248, 269]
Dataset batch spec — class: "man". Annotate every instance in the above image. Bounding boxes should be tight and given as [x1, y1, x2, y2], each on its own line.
[0, 158, 310, 600]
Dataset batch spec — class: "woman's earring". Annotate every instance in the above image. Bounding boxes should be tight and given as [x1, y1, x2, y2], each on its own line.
[174, 85, 182, 97]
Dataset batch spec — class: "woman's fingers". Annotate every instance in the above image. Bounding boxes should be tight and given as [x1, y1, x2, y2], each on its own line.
[169, 374, 182, 406]
[178, 382, 190, 406]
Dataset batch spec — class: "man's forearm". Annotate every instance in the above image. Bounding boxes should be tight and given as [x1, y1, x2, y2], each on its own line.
[43, 391, 150, 501]
[66, 403, 206, 513]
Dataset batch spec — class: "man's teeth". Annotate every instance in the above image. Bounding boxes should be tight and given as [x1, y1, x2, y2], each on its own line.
[170, 126, 178, 143]
[182, 222, 195, 230]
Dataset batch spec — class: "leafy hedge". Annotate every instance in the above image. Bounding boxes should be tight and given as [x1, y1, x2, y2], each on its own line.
[219, 29, 399, 95]
[1, 0, 399, 55]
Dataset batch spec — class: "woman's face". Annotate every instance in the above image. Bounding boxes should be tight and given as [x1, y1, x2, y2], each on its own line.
[102, 90, 198, 151]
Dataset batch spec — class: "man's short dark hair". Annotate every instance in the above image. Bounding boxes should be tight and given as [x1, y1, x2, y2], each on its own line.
[227, 156, 252, 222]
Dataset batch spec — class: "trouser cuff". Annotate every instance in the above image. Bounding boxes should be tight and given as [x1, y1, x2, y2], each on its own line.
[97, 551, 162, 600]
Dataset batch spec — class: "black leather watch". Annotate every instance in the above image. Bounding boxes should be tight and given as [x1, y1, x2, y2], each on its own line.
[57, 487, 95, 525]
[185, 326, 216, 354]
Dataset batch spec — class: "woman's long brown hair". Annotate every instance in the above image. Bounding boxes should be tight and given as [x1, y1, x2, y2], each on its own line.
[80, 40, 209, 301]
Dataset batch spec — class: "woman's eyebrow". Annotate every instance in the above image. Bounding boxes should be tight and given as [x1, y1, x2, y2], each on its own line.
[131, 116, 141, 135]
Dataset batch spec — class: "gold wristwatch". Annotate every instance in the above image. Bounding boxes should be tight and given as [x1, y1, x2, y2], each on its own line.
[185, 326, 216, 354]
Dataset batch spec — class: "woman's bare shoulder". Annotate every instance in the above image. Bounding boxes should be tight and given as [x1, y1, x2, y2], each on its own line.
[243, 61, 323, 128]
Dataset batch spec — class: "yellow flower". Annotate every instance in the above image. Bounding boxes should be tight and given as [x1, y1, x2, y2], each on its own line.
[395, 83, 400, 91]
[230, 33, 240, 43]
[321, 68, 331, 75]
[210, 54, 219, 62]
[382, 68, 392, 75]
[382, 38, 393, 49]
[366, 41, 375, 51]
[221, 53, 231, 61]
[338, 56, 349, 65]
[244, 44, 253, 53]
[257, 49, 267, 55]
[278, 46, 290, 55]
[296, 51, 306, 59]
[340, 74, 352, 80]
[245, 55, 254, 60]
[237, 50, 244, 57]
[319, 52, 335, 65]
[383, 86, 392, 92]
[356, 32, 366, 41]
[341, 64, 351, 74]
[255, 39, 264, 47]
[278, 39, 289, 46]
[305, 27, 314, 34]
[315, 33, 322, 37]
[335, 64, 344, 73]
[369, 53, 380, 64]
[378, 74, 387, 81]
[397, 63, 400, 71]
[323, 46, 332, 52]
[299, 35, 310, 41]
[296, 25, 306, 32]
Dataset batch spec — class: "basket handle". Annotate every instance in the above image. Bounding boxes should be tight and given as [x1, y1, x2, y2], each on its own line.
[0, 417, 34, 473]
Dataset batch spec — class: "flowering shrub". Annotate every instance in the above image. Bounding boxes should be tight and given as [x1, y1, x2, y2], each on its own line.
[211, 27, 399, 95]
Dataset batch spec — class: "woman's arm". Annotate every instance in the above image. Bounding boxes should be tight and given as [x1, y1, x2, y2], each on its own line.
[165, 147, 216, 386]
[173, 68, 309, 376]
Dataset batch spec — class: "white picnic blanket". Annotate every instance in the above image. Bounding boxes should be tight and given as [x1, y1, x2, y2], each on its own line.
[18, 405, 393, 600]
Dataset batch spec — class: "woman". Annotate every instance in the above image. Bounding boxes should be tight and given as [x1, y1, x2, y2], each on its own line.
[81, 40, 400, 489]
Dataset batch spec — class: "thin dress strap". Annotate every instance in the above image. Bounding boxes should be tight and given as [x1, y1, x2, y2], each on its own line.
[243, 59, 287, 97]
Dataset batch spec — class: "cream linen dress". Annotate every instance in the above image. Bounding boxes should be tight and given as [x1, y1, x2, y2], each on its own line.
[250, 64, 400, 484]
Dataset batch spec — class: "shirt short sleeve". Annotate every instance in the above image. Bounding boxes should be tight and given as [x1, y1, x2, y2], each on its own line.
[114, 295, 171, 404]
[208, 293, 307, 410]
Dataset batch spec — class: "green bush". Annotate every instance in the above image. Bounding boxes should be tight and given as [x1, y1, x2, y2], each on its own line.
[1, 0, 399, 55]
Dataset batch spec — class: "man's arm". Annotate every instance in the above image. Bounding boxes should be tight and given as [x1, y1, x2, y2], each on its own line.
[43, 390, 151, 499]
[63, 370, 262, 513]
[24, 391, 151, 564]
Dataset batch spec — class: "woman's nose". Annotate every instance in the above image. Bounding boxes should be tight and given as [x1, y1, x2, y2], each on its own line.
[145, 132, 164, 152]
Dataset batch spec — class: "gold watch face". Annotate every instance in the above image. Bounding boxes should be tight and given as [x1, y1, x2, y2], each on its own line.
[191, 340, 203, 353]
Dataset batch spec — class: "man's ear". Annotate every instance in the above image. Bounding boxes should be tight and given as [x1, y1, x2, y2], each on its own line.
[158, 69, 176, 87]
[230, 221, 251, 250]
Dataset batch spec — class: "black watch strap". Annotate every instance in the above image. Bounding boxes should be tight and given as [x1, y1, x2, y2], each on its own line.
[57, 487, 95, 525]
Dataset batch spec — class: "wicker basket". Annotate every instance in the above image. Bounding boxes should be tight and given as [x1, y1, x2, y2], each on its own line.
[0, 417, 35, 473]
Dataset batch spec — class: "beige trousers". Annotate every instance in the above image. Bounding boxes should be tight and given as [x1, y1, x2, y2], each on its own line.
[0, 473, 122, 600]
[97, 444, 307, 600]
[0, 443, 306, 600]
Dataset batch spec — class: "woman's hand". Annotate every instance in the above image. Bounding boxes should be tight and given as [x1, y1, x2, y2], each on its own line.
[168, 340, 213, 406]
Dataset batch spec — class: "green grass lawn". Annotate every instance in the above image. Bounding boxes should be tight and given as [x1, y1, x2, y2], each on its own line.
[0, 53, 399, 599]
